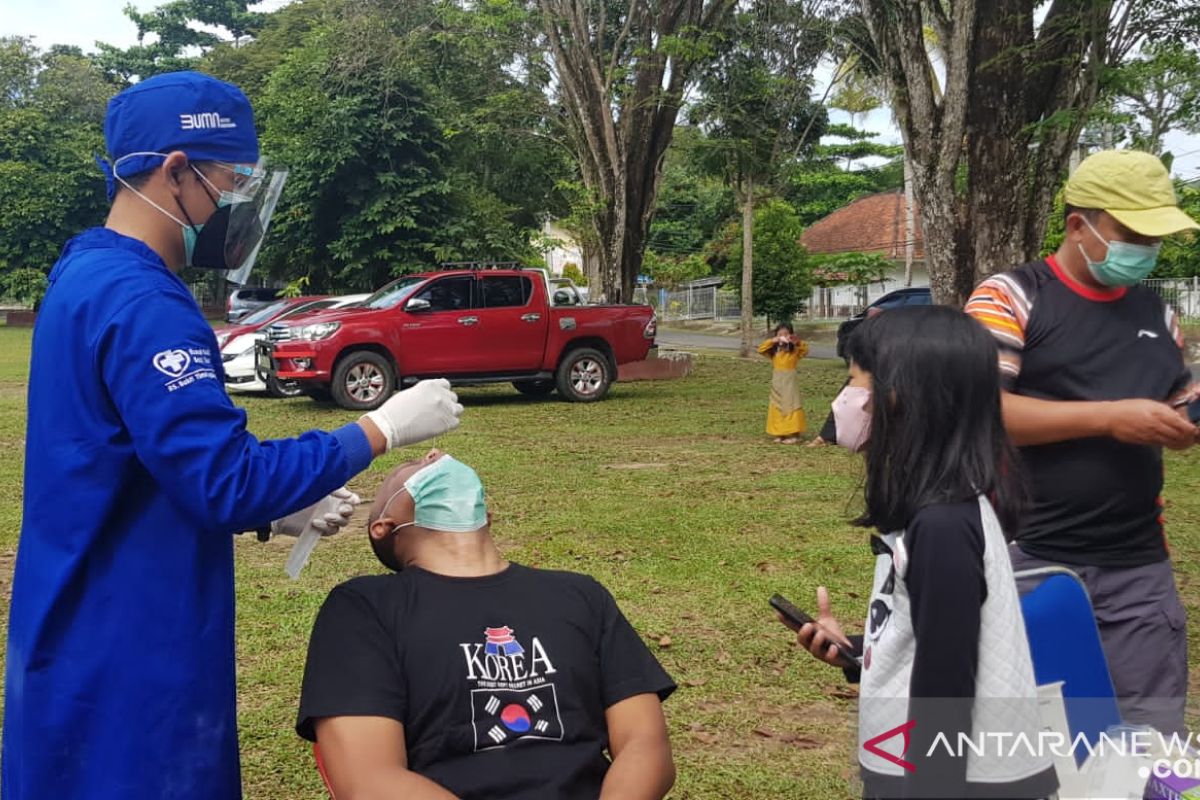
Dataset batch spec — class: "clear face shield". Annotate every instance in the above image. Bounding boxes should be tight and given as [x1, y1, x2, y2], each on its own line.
[206, 159, 288, 285]
[111, 152, 288, 284]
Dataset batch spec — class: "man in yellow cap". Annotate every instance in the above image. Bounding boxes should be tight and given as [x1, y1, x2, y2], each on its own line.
[966, 150, 1199, 734]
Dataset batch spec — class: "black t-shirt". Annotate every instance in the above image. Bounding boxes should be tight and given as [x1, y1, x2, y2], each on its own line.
[967, 257, 1192, 567]
[297, 563, 675, 800]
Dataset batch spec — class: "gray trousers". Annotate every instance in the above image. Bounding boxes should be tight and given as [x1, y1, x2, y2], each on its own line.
[1009, 544, 1188, 735]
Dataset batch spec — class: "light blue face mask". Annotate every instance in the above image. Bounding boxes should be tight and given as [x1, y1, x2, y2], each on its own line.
[1079, 217, 1161, 287]
[384, 455, 488, 533]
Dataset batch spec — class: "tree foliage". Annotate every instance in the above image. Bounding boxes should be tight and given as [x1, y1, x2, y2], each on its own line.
[97, 0, 267, 81]
[725, 198, 811, 324]
[254, 22, 453, 291]
[1099, 42, 1200, 156]
[1155, 186, 1200, 279]
[252, 0, 569, 291]
[0, 38, 117, 305]
[644, 126, 736, 261]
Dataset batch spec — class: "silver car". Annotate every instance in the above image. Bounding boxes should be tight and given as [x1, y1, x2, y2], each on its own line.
[226, 287, 281, 323]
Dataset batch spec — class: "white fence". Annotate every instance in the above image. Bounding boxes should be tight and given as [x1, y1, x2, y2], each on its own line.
[658, 276, 1200, 322]
[656, 280, 916, 323]
[1143, 278, 1200, 320]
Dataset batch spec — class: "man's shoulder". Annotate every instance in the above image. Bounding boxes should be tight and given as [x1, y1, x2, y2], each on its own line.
[982, 259, 1050, 292]
[330, 572, 409, 596]
[321, 572, 412, 614]
[48, 231, 192, 310]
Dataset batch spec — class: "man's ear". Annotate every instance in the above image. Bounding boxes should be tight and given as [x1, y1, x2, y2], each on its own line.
[161, 151, 191, 198]
[368, 519, 393, 541]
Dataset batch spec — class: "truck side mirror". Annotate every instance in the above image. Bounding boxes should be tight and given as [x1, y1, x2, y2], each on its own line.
[405, 298, 432, 313]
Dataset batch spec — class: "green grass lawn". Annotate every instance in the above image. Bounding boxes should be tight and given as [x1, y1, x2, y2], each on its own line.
[0, 326, 1198, 798]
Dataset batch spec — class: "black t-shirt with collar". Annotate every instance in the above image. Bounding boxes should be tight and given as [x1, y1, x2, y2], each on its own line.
[297, 563, 675, 800]
[967, 256, 1192, 567]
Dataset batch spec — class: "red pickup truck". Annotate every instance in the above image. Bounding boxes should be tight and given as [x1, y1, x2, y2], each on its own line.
[256, 267, 657, 410]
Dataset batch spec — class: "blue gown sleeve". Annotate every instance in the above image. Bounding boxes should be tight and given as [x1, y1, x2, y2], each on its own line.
[94, 286, 373, 534]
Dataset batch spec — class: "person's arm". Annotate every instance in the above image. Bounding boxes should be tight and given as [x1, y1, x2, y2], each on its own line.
[1002, 391, 1197, 449]
[757, 339, 776, 356]
[591, 580, 677, 796]
[795, 339, 809, 359]
[98, 289, 457, 533]
[599, 694, 675, 800]
[313, 716, 458, 800]
[902, 505, 986, 800]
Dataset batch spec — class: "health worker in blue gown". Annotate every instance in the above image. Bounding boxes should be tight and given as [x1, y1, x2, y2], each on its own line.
[2, 71, 464, 800]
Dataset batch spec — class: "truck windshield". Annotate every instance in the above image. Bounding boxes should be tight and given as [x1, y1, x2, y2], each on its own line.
[364, 277, 427, 310]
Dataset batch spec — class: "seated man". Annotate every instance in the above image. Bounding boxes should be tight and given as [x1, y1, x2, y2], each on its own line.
[297, 450, 676, 800]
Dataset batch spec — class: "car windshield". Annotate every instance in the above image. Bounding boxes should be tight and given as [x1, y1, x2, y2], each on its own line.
[364, 276, 427, 310]
[278, 299, 334, 320]
[240, 300, 289, 326]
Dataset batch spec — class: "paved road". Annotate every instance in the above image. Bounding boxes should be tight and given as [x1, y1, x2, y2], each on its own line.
[657, 329, 839, 360]
[658, 329, 1200, 380]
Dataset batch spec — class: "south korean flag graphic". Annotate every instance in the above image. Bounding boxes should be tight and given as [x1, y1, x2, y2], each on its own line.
[471, 685, 564, 751]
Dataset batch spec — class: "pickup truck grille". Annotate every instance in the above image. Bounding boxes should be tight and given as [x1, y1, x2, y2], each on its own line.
[266, 323, 292, 343]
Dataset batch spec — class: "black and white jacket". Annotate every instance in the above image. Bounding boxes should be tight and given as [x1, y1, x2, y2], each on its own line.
[853, 496, 1059, 799]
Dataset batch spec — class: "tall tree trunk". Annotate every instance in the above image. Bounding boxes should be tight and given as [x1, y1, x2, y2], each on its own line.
[739, 178, 755, 358]
[862, 0, 1114, 306]
[584, 248, 603, 300]
[903, 156, 915, 287]
[539, 0, 735, 307]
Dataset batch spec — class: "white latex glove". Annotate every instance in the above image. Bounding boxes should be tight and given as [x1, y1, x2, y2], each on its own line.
[364, 378, 463, 450]
[271, 487, 361, 538]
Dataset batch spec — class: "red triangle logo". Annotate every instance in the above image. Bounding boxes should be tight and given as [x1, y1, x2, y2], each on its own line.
[863, 719, 916, 772]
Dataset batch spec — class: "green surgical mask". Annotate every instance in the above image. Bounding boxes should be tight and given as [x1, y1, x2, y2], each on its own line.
[1079, 217, 1161, 287]
[386, 456, 487, 533]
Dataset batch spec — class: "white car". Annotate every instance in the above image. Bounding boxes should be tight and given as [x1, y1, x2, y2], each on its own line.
[223, 294, 369, 397]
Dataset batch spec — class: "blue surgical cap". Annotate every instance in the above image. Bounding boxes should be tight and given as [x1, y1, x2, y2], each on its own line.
[100, 71, 260, 199]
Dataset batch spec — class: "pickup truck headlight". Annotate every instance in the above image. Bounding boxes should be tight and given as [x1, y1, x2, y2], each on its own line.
[294, 321, 341, 341]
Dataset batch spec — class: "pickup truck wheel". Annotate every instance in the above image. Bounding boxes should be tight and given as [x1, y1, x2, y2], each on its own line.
[331, 352, 395, 411]
[556, 347, 611, 402]
[512, 380, 556, 397]
[265, 375, 304, 398]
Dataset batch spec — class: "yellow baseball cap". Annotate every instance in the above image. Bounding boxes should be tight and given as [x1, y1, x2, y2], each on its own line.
[1064, 150, 1199, 237]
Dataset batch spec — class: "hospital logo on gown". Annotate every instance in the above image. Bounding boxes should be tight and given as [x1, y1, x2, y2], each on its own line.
[470, 685, 564, 751]
[152, 348, 192, 378]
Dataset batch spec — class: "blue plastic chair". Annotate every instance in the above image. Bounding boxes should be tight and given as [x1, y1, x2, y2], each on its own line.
[1016, 566, 1123, 766]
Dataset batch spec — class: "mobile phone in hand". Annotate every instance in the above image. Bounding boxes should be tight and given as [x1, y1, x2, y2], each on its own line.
[1171, 396, 1200, 425]
[770, 593, 861, 668]
[770, 593, 816, 630]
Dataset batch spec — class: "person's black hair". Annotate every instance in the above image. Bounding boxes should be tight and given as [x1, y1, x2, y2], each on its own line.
[1063, 204, 1101, 225]
[114, 169, 154, 195]
[853, 305, 1025, 535]
[114, 159, 216, 197]
[774, 321, 795, 335]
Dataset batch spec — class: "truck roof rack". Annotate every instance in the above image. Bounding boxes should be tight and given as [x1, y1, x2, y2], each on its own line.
[438, 261, 522, 271]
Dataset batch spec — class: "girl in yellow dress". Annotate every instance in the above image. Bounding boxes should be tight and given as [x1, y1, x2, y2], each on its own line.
[758, 322, 809, 443]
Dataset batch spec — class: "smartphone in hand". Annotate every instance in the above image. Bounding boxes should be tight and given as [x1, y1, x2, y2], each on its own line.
[769, 593, 861, 667]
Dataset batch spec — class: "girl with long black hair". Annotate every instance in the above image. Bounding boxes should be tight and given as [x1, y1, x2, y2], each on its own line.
[783, 306, 1058, 799]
